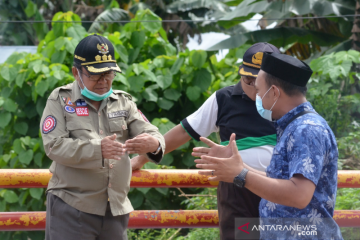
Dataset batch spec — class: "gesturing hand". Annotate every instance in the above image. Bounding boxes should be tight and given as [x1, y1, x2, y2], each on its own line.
[194, 137, 244, 183]
[124, 133, 159, 154]
[192, 133, 236, 159]
[131, 155, 149, 171]
[101, 134, 126, 160]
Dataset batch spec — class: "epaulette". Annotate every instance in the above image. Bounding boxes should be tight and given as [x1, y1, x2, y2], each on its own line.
[113, 89, 133, 101]
[48, 83, 72, 100]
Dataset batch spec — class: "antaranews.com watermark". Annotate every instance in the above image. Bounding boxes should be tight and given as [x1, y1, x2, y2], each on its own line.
[235, 218, 345, 239]
[251, 223, 317, 236]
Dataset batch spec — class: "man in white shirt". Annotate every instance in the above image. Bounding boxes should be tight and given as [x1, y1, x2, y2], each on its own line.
[132, 43, 280, 240]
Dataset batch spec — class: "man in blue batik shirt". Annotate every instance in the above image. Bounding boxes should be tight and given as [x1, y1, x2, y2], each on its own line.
[193, 53, 342, 239]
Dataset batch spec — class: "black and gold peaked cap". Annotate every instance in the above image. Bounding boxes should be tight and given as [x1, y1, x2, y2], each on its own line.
[238, 42, 280, 78]
[74, 34, 122, 75]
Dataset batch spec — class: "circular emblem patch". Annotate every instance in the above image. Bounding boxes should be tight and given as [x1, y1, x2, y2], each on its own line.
[42, 115, 57, 134]
[64, 105, 75, 113]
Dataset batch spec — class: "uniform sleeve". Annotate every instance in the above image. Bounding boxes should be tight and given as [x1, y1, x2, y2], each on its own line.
[180, 92, 219, 141]
[126, 100, 165, 163]
[287, 124, 327, 186]
[40, 97, 102, 169]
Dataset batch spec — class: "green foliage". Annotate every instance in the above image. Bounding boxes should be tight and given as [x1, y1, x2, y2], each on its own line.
[206, 0, 356, 57]
[336, 188, 360, 240]
[181, 188, 217, 210]
[308, 50, 360, 163]
[127, 227, 220, 240]
[1, 6, 360, 239]
[0, 0, 49, 45]
[0, 9, 239, 239]
[127, 228, 182, 240]
[177, 228, 220, 240]
[309, 50, 360, 240]
[127, 187, 219, 240]
[336, 188, 360, 210]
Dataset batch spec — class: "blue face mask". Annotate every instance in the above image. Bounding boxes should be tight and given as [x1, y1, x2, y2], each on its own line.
[77, 69, 113, 101]
[255, 86, 280, 121]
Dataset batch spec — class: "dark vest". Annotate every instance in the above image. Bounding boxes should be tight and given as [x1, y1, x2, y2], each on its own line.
[216, 82, 276, 142]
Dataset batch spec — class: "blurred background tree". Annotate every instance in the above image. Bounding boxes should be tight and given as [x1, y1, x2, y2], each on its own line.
[1, 0, 359, 57]
[0, 1, 360, 239]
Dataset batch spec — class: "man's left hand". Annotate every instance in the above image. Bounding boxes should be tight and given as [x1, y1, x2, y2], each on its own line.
[125, 133, 159, 154]
[195, 139, 244, 182]
[192, 133, 235, 159]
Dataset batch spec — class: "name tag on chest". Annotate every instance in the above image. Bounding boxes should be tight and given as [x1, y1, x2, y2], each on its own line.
[76, 107, 89, 116]
[108, 110, 128, 119]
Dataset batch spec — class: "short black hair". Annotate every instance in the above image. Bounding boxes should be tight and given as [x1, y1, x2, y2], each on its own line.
[264, 72, 307, 96]
[73, 61, 82, 70]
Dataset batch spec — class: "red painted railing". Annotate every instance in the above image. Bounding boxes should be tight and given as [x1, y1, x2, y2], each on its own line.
[0, 169, 359, 231]
[0, 169, 359, 188]
[0, 210, 359, 231]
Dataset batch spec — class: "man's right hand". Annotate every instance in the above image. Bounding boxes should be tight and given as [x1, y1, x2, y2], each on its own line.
[131, 155, 149, 170]
[192, 133, 236, 159]
[101, 134, 126, 160]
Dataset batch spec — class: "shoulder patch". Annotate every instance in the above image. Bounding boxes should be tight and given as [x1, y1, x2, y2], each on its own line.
[138, 109, 149, 122]
[42, 115, 57, 134]
[113, 90, 132, 101]
[49, 83, 73, 100]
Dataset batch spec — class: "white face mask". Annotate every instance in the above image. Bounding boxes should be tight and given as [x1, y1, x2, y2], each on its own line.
[255, 86, 280, 121]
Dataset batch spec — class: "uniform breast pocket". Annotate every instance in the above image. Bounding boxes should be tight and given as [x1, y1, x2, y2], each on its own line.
[66, 120, 93, 139]
[109, 118, 128, 140]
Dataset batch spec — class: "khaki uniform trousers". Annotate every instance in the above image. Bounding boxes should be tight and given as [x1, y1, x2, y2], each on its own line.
[45, 193, 129, 240]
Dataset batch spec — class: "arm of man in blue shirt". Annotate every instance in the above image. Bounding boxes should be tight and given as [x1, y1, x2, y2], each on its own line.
[193, 134, 316, 209]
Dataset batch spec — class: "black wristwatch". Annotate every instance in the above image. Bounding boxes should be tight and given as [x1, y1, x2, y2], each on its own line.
[233, 168, 249, 188]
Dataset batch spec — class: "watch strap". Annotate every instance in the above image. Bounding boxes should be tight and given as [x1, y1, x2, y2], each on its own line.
[239, 168, 249, 181]
[234, 168, 249, 188]
[151, 144, 161, 155]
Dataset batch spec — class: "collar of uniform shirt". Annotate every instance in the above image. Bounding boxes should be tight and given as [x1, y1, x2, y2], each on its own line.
[274, 101, 314, 133]
[71, 80, 85, 102]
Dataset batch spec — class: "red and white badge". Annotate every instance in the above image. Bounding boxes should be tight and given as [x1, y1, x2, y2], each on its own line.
[76, 107, 89, 116]
[138, 109, 149, 122]
[42, 115, 57, 134]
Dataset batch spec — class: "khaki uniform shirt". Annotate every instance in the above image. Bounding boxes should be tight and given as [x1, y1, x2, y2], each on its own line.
[40, 82, 165, 216]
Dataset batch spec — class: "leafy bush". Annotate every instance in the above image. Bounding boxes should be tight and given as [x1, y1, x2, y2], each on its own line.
[0, 9, 240, 239]
[309, 50, 360, 164]
[1, 7, 360, 240]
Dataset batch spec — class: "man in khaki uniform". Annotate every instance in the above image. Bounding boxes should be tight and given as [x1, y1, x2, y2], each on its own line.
[40, 34, 165, 240]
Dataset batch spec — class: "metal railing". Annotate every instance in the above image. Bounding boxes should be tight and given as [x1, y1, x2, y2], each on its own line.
[0, 169, 359, 231]
[0, 169, 359, 188]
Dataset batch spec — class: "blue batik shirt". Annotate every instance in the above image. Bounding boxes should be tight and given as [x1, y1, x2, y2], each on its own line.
[258, 102, 343, 240]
